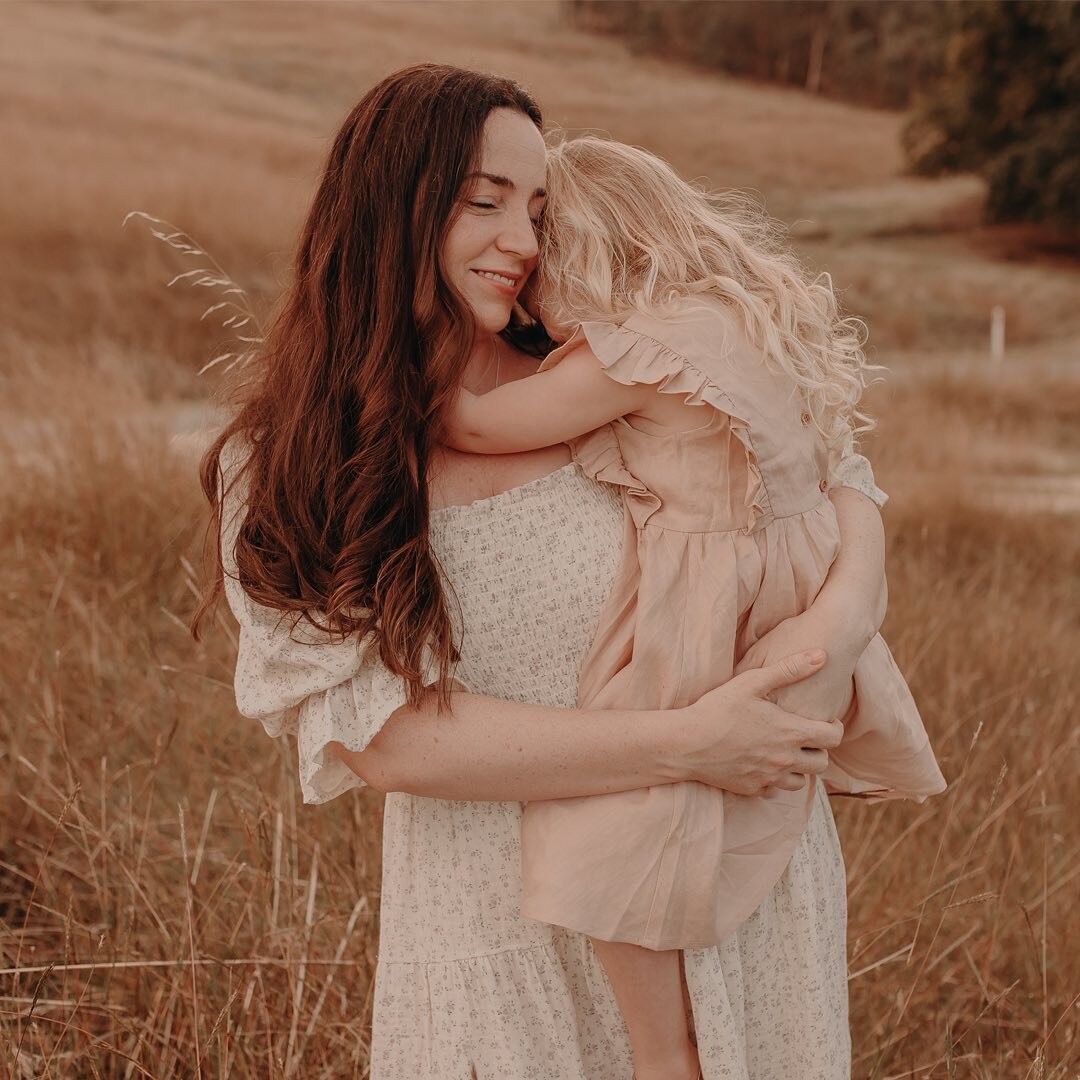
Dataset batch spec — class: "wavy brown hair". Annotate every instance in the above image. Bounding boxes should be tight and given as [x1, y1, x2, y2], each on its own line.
[192, 64, 542, 709]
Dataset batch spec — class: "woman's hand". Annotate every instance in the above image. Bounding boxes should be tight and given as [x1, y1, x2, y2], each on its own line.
[734, 607, 861, 734]
[679, 650, 845, 797]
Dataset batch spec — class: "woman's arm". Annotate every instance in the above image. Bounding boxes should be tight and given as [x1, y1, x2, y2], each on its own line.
[222, 459, 843, 805]
[335, 650, 842, 801]
[220, 437, 844, 806]
[446, 343, 650, 454]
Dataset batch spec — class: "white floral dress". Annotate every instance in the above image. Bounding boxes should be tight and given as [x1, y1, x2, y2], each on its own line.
[221, 439, 886, 1080]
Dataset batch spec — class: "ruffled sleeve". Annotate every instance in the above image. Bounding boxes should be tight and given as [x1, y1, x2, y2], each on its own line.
[540, 318, 772, 529]
[541, 314, 888, 512]
[218, 437, 418, 804]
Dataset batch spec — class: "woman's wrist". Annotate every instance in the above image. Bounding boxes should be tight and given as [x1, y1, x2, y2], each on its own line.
[652, 707, 697, 785]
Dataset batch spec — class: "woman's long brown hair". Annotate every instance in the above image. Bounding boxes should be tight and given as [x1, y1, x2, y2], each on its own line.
[192, 64, 542, 710]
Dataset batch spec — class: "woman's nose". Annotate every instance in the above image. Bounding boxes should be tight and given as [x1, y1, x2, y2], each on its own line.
[497, 206, 539, 261]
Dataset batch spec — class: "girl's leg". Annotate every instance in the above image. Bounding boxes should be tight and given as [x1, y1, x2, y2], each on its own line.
[590, 938, 701, 1080]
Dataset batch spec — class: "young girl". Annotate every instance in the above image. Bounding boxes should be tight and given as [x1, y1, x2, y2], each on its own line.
[445, 137, 947, 1080]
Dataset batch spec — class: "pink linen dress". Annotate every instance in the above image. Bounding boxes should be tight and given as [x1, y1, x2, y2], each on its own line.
[519, 298, 947, 952]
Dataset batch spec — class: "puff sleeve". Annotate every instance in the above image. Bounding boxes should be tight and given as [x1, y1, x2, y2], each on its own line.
[828, 431, 889, 508]
[219, 438, 413, 804]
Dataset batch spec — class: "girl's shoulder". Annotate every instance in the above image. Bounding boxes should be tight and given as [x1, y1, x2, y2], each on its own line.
[618, 296, 753, 368]
[540, 297, 759, 400]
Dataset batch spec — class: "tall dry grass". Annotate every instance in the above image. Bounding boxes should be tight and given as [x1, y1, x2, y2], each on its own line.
[1, 405, 383, 1077]
[0, 0, 955, 406]
[839, 492, 1079, 1078]
[3, 375, 1076, 1077]
[2, 1, 1078, 1076]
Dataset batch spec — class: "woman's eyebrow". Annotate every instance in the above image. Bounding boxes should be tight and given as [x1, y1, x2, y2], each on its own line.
[466, 171, 547, 198]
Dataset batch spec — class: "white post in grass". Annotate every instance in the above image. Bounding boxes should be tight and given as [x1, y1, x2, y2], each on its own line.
[990, 305, 1006, 363]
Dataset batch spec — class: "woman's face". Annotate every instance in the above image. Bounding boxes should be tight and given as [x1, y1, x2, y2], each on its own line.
[442, 108, 547, 337]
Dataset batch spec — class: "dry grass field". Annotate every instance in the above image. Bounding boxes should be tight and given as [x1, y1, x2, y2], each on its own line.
[1, 2, 1078, 1077]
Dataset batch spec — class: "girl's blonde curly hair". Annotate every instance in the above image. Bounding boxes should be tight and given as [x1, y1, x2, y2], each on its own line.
[539, 135, 879, 452]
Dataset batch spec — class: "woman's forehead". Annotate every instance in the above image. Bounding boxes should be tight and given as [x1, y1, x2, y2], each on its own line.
[477, 109, 547, 194]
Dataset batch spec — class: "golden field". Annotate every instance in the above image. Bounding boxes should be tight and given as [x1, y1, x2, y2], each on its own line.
[1, 2, 1078, 1077]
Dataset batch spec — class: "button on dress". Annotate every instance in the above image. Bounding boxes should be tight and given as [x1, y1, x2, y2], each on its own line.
[220, 420, 892, 1079]
[518, 301, 947, 952]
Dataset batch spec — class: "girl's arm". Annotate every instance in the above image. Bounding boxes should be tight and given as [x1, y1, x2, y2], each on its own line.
[345, 490, 885, 801]
[815, 485, 888, 648]
[734, 486, 885, 722]
[446, 343, 651, 454]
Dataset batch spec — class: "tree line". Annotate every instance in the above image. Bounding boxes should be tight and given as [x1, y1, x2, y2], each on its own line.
[567, 0, 1079, 227]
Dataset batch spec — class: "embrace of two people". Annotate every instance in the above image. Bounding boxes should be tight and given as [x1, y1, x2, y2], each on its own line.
[196, 64, 945, 1080]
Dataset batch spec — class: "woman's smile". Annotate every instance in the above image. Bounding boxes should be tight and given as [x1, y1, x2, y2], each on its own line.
[472, 268, 523, 295]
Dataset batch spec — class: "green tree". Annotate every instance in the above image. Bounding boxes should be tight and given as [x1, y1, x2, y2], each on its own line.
[903, 0, 1080, 227]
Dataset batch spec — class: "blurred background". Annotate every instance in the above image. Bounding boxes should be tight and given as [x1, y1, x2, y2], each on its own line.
[1, 1, 1077, 1076]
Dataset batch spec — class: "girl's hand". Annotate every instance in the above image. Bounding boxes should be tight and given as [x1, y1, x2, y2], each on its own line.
[734, 608, 860, 727]
[680, 650, 844, 797]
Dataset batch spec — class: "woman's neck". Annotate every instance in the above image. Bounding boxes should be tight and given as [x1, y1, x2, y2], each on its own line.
[461, 334, 502, 395]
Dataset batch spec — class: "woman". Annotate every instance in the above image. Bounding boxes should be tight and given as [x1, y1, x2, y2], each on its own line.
[198, 64, 891, 1078]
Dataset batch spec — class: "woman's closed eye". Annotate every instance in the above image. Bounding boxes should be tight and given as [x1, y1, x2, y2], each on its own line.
[468, 200, 542, 230]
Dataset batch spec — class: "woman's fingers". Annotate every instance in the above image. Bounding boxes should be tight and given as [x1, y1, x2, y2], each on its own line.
[795, 747, 831, 774]
[763, 774, 810, 796]
[686, 662, 844, 795]
[756, 697, 843, 752]
[806, 718, 845, 750]
[772, 774, 809, 793]
[744, 650, 827, 699]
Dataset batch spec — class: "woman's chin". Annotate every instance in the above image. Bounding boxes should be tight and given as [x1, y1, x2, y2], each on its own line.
[479, 313, 515, 337]
[464, 296, 516, 338]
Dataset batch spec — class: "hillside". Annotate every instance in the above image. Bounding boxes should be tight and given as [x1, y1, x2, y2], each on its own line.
[2, 0, 1077, 407]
